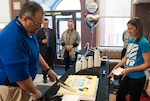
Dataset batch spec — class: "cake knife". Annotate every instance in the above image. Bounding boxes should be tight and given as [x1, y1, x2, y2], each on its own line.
[56, 78, 76, 92]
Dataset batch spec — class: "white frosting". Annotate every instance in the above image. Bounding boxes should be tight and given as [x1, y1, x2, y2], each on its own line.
[57, 75, 98, 101]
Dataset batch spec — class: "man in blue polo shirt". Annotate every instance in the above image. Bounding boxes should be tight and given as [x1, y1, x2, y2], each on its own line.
[0, 1, 57, 101]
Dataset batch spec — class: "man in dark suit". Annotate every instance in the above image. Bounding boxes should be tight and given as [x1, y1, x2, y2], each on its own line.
[37, 18, 55, 83]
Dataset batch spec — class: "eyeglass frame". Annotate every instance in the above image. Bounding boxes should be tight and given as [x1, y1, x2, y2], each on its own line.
[27, 16, 42, 26]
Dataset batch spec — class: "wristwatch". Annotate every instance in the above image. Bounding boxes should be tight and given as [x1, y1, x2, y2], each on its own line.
[46, 68, 51, 73]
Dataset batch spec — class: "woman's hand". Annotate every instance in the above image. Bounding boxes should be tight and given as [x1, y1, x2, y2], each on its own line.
[146, 80, 150, 96]
[65, 45, 73, 51]
[121, 68, 130, 75]
[107, 71, 114, 79]
[107, 66, 118, 79]
[146, 85, 150, 96]
[107, 71, 115, 84]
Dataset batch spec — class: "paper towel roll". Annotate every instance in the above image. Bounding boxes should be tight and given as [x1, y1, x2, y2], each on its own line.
[75, 61, 82, 73]
[81, 56, 87, 70]
[94, 49, 100, 67]
[88, 56, 93, 68]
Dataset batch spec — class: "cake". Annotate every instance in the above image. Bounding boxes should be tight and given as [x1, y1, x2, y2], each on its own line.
[57, 75, 98, 101]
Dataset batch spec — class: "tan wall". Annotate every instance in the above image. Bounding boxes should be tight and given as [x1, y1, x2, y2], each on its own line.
[10, 0, 26, 20]
[135, 3, 150, 37]
[9, 1, 150, 50]
[80, 0, 96, 53]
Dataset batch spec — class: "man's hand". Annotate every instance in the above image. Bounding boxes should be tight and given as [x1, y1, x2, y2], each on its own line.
[32, 89, 42, 101]
[47, 69, 58, 82]
[42, 39, 47, 44]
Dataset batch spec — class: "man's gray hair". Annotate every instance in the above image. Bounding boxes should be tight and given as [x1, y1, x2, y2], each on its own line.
[19, 1, 44, 18]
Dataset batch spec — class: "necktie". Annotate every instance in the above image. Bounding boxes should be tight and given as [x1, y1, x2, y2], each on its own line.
[44, 28, 49, 38]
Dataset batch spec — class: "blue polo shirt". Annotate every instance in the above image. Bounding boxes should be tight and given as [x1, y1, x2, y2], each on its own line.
[0, 17, 39, 84]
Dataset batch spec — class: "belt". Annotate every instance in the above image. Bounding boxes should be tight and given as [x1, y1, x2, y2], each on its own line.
[4, 76, 19, 87]
[5, 82, 19, 87]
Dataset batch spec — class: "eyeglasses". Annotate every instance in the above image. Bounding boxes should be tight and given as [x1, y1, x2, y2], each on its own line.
[27, 17, 42, 26]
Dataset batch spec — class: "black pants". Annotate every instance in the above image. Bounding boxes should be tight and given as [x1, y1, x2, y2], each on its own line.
[116, 76, 146, 101]
[45, 47, 55, 68]
[42, 47, 55, 79]
[64, 50, 78, 71]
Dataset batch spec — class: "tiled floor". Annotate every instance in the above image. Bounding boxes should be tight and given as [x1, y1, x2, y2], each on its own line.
[34, 65, 65, 86]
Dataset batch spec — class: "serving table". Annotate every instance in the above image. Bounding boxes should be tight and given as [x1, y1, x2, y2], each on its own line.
[37, 59, 109, 101]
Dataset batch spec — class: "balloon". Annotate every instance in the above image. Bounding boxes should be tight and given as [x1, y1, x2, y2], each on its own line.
[86, 1, 98, 14]
[85, 14, 100, 29]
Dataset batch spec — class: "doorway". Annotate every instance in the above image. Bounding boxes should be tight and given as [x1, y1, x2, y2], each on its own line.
[45, 10, 81, 64]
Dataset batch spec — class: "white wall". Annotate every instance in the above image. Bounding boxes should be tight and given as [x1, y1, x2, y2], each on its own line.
[0, 0, 11, 29]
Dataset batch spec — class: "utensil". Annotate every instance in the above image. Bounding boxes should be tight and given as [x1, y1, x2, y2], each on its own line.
[56, 78, 76, 92]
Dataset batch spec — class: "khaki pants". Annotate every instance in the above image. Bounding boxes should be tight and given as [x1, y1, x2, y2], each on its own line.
[0, 85, 32, 101]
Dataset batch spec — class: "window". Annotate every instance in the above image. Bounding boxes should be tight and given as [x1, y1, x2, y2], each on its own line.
[56, 0, 80, 10]
[0, 0, 10, 29]
[55, 0, 81, 50]
[98, 0, 132, 46]
[29, 0, 81, 53]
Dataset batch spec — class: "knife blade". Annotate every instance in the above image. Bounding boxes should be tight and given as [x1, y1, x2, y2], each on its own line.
[56, 78, 76, 92]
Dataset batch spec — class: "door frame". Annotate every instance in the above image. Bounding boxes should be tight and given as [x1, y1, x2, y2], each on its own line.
[45, 10, 81, 64]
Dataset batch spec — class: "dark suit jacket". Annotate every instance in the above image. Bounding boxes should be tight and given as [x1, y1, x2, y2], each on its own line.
[36, 28, 55, 56]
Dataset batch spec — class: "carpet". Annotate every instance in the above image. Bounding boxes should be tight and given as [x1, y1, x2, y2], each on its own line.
[109, 94, 150, 101]
[53, 65, 65, 75]
[109, 94, 116, 101]
[126, 95, 150, 101]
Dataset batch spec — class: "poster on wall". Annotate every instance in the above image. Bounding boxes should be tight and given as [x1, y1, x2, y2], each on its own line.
[13, 2, 21, 10]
